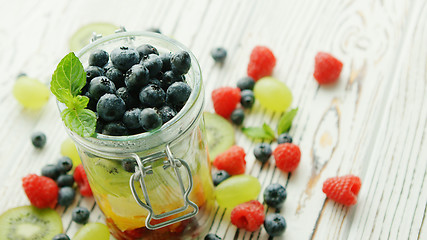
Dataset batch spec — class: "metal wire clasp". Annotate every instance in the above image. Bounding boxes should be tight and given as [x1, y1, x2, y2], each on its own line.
[129, 144, 199, 230]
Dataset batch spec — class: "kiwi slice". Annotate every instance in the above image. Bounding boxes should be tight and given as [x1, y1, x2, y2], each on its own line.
[204, 112, 235, 160]
[0, 206, 62, 240]
[69, 22, 119, 52]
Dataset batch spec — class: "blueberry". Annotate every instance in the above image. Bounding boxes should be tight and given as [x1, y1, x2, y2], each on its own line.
[85, 66, 105, 84]
[171, 51, 191, 74]
[240, 90, 255, 109]
[123, 108, 142, 130]
[116, 87, 139, 109]
[204, 233, 222, 240]
[253, 143, 272, 163]
[84, 91, 97, 112]
[142, 54, 163, 77]
[102, 122, 129, 136]
[58, 187, 75, 206]
[110, 46, 140, 72]
[31, 131, 46, 148]
[236, 76, 255, 90]
[56, 156, 73, 173]
[166, 82, 191, 108]
[88, 49, 109, 67]
[157, 105, 176, 123]
[97, 94, 126, 121]
[230, 108, 244, 125]
[41, 164, 61, 180]
[136, 44, 159, 60]
[95, 118, 106, 134]
[122, 158, 137, 173]
[160, 53, 172, 71]
[72, 207, 90, 224]
[212, 170, 230, 186]
[139, 108, 162, 131]
[277, 133, 293, 144]
[56, 174, 74, 187]
[210, 47, 227, 63]
[161, 70, 183, 90]
[125, 64, 149, 91]
[263, 183, 287, 209]
[264, 213, 286, 237]
[139, 84, 166, 108]
[148, 78, 162, 87]
[146, 27, 161, 34]
[89, 76, 116, 100]
[52, 234, 70, 240]
[105, 67, 125, 88]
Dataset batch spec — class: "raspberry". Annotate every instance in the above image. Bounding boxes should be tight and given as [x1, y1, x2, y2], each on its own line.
[273, 143, 301, 172]
[322, 175, 361, 206]
[313, 52, 343, 85]
[211, 87, 241, 118]
[22, 174, 58, 208]
[213, 146, 246, 175]
[73, 164, 93, 197]
[230, 200, 265, 232]
[247, 46, 276, 81]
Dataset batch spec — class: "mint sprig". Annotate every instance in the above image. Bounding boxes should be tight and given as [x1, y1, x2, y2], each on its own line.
[277, 108, 298, 135]
[242, 123, 276, 141]
[51, 52, 96, 138]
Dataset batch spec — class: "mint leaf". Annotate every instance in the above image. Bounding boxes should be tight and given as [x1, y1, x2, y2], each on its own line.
[61, 108, 96, 138]
[242, 124, 275, 141]
[263, 123, 275, 139]
[277, 108, 298, 134]
[66, 95, 89, 110]
[51, 52, 86, 103]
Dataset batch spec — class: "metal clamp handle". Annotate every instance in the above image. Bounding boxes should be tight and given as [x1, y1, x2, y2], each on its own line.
[129, 144, 199, 230]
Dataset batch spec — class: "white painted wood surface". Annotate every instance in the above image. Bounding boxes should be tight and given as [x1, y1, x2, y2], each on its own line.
[0, 0, 426, 239]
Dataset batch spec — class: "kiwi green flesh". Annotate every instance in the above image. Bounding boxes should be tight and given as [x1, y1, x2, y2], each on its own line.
[0, 206, 62, 240]
[69, 22, 118, 52]
[203, 112, 235, 160]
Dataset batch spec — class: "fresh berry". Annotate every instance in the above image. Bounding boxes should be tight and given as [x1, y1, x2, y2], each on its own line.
[263, 183, 287, 209]
[124, 64, 149, 90]
[236, 76, 255, 90]
[171, 51, 191, 74]
[139, 108, 162, 131]
[277, 133, 293, 144]
[230, 200, 265, 232]
[57, 186, 75, 207]
[273, 143, 301, 172]
[264, 213, 286, 237]
[123, 108, 142, 130]
[142, 54, 163, 77]
[122, 158, 137, 173]
[212, 170, 231, 186]
[110, 46, 140, 72]
[159, 53, 172, 71]
[116, 87, 139, 109]
[88, 49, 109, 67]
[239, 90, 255, 109]
[213, 146, 246, 175]
[106, 67, 125, 88]
[31, 131, 46, 148]
[22, 174, 58, 208]
[41, 164, 61, 180]
[230, 108, 244, 125]
[166, 82, 191, 109]
[84, 91, 97, 111]
[157, 105, 176, 124]
[148, 78, 162, 87]
[161, 70, 183, 90]
[85, 66, 105, 84]
[211, 47, 227, 63]
[136, 44, 159, 60]
[72, 207, 90, 224]
[204, 233, 221, 240]
[74, 165, 93, 197]
[96, 93, 126, 122]
[313, 52, 343, 85]
[56, 174, 74, 188]
[247, 46, 276, 81]
[322, 175, 361, 206]
[89, 76, 116, 100]
[211, 87, 241, 118]
[253, 143, 272, 163]
[139, 84, 166, 107]
[56, 156, 73, 173]
[52, 234, 71, 240]
[102, 122, 129, 136]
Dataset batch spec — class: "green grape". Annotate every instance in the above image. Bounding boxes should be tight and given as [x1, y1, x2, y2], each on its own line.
[215, 174, 261, 208]
[253, 77, 292, 112]
[61, 138, 82, 168]
[73, 222, 110, 240]
[12, 75, 50, 109]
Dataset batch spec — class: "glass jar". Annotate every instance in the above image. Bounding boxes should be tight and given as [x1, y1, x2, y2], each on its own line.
[60, 32, 215, 239]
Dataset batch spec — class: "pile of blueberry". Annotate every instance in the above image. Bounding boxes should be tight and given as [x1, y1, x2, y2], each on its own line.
[82, 44, 192, 136]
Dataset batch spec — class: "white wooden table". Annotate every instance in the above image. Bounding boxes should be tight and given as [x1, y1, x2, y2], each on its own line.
[1, 0, 426, 239]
